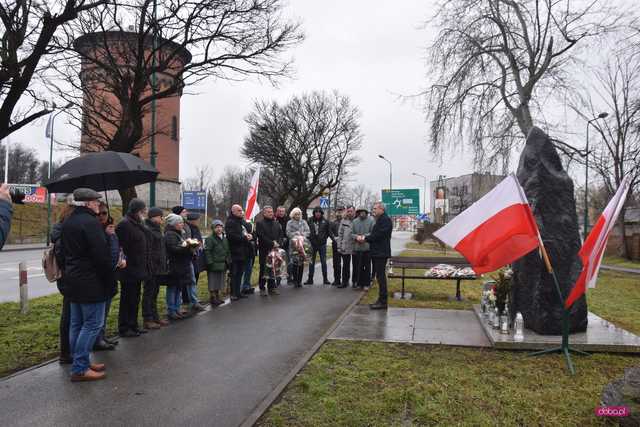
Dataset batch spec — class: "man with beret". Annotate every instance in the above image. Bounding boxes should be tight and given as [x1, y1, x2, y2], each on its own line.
[142, 207, 170, 329]
[116, 198, 152, 337]
[186, 212, 206, 312]
[62, 188, 114, 381]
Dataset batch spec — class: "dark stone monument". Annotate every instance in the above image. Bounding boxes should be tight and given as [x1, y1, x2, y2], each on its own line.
[602, 367, 640, 426]
[511, 127, 588, 335]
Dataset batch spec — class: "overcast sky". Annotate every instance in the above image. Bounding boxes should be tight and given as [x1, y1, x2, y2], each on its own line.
[12, 1, 495, 210]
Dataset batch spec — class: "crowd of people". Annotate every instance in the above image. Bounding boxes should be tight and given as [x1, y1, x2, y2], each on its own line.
[50, 188, 392, 382]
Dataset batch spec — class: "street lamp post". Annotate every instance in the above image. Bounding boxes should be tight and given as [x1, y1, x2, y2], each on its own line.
[583, 112, 608, 238]
[378, 154, 392, 191]
[412, 172, 427, 214]
[46, 103, 73, 246]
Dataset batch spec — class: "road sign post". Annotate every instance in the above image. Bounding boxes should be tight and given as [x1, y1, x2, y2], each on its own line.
[381, 189, 420, 216]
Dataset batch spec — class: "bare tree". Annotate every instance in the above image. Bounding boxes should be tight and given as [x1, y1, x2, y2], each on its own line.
[343, 184, 377, 210]
[182, 164, 214, 192]
[0, 142, 40, 183]
[242, 91, 362, 213]
[569, 54, 640, 258]
[54, 0, 303, 208]
[0, 0, 106, 140]
[424, 0, 623, 171]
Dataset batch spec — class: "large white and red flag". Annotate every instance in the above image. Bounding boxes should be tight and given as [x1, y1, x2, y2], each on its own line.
[245, 166, 261, 220]
[433, 174, 540, 274]
[565, 176, 632, 308]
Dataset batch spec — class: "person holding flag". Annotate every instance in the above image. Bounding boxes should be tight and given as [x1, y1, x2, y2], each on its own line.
[241, 167, 261, 295]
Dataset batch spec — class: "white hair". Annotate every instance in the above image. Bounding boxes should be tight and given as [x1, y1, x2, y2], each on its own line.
[374, 201, 386, 211]
[290, 207, 302, 218]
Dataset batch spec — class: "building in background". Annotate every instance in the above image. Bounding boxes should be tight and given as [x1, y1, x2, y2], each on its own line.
[75, 31, 191, 208]
[429, 173, 505, 223]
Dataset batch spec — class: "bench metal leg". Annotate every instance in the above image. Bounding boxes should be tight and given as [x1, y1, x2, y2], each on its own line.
[455, 279, 462, 301]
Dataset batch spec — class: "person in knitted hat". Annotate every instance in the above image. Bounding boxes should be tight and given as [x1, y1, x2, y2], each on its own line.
[185, 212, 206, 312]
[115, 198, 150, 337]
[163, 213, 193, 320]
[204, 219, 229, 305]
[142, 207, 170, 330]
[171, 205, 192, 310]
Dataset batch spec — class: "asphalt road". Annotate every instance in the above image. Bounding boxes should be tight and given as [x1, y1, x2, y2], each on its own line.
[0, 232, 410, 427]
[0, 247, 52, 303]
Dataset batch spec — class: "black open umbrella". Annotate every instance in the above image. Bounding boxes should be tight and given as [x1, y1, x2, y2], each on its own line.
[44, 151, 159, 194]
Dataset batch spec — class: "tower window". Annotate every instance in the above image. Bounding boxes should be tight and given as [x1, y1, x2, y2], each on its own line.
[171, 116, 178, 141]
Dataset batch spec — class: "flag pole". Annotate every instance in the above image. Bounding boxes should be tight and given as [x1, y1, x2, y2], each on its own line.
[511, 174, 588, 375]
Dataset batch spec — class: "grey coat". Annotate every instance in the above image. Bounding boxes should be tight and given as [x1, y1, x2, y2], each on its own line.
[286, 218, 310, 240]
[337, 218, 354, 255]
[286, 218, 310, 259]
[352, 216, 374, 252]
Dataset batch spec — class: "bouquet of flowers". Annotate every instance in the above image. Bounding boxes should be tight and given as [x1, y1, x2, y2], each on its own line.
[181, 238, 201, 251]
[266, 245, 288, 279]
[490, 267, 512, 312]
[290, 235, 310, 265]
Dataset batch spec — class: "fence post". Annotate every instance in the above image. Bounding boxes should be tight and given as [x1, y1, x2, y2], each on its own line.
[19, 261, 28, 314]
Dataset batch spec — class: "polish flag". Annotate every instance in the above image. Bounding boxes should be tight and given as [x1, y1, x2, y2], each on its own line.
[565, 176, 632, 308]
[245, 166, 261, 220]
[433, 174, 540, 274]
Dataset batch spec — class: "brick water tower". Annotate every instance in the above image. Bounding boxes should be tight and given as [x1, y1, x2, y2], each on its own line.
[74, 31, 192, 207]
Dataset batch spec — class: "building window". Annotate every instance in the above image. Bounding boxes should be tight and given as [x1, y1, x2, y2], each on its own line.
[171, 116, 178, 141]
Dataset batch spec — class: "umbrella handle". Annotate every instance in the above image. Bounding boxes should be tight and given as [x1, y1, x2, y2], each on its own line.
[102, 174, 110, 213]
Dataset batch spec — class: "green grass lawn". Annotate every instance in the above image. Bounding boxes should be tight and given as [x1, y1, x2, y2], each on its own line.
[259, 249, 640, 426]
[603, 255, 640, 270]
[258, 340, 637, 427]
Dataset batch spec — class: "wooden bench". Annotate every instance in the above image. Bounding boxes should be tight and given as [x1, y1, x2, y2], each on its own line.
[387, 256, 477, 301]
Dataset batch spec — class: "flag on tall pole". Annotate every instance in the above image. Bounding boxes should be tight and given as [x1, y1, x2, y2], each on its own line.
[565, 176, 632, 308]
[433, 174, 540, 274]
[245, 166, 261, 220]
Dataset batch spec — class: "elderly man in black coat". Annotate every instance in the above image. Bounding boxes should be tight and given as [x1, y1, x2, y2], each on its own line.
[359, 201, 393, 310]
[225, 204, 254, 301]
[61, 188, 114, 381]
[116, 199, 151, 337]
[256, 205, 284, 296]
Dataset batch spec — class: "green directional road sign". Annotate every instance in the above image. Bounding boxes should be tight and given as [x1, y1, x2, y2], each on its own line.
[381, 188, 420, 216]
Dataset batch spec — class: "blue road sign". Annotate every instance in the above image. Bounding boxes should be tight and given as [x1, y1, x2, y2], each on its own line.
[182, 191, 207, 211]
[319, 196, 330, 209]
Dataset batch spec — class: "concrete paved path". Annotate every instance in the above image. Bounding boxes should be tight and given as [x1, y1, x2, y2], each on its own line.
[0, 232, 411, 427]
[331, 306, 491, 348]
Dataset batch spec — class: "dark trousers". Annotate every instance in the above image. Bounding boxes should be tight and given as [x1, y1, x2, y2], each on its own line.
[293, 263, 304, 285]
[372, 257, 388, 303]
[142, 276, 160, 322]
[258, 255, 276, 290]
[307, 244, 328, 282]
[181, 285, 190, 305]
[341, 254, 351, 285]
[98, 296, 113, 341]
[118, 280, 142, 333]
[353, 251, 371, 287]
[60, 295, 71, 358]
[332, 240, 341, 283]
[230, 259, 245, 298]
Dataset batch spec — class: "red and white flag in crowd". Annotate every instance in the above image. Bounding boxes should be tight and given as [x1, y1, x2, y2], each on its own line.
[565, 176, 632, 308]
[245, 166, 261, 220]
[433, 174, 540, 274]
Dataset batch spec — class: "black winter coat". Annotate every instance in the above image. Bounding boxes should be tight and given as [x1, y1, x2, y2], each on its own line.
[190, 224, 206, 275]
[276, 216, 289, 250]
[145, 219, 168, 276]
[116, 214, 151, 282]
[256, 217, 283, 257]
[164, 226, 193, 288]
[61, 206, 114, 304]
[243, 221, 257, 257]
[308, 217, 330, 249]
[365, 213, 393, 258]
[225, 215, 252, 261]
